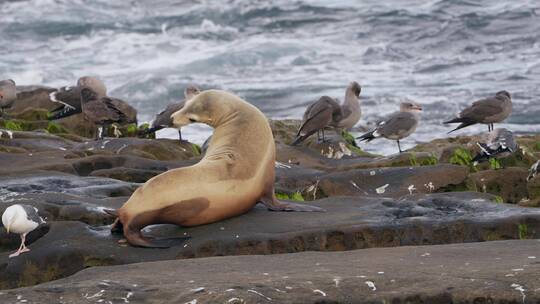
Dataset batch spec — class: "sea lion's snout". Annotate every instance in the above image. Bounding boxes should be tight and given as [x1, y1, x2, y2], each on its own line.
[171, 110, 202, 127]
[171, 110, 192, 128]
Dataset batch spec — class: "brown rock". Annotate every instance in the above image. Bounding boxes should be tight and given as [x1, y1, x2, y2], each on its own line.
[469, 167, 529, 204]
[1, 240, 539, 303]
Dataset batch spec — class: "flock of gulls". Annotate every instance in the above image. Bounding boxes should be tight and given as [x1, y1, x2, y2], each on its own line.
[1, 76, 540, 258]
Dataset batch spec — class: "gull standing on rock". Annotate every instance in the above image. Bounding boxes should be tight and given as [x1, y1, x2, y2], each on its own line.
[356, 102, 422, 154]
[334, 81, 362, 130]
[291, 96, 342, 145]
[528, 160, 540, 181]
[291, 81, 361, 145]
[2, 204, 45, 258]
[472, 128, 518, 165]
[48, 76, 107, 120]
[145, 85, 200, 141]
[80, 87, 129, 139]
[0, 79, 17, 116]
[444, 91, 512, 133]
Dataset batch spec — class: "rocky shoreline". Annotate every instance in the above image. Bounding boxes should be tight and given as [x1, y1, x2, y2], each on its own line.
[1, 88, 539, 302]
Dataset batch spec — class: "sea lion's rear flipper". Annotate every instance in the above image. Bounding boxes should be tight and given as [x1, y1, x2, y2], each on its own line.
[259, 193, 325, 212]
[124, 228, 190, 248]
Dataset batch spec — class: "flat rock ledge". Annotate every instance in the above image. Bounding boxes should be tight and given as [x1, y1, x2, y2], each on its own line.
[1, 192, 539, 289]
[1, 239, 538, 304]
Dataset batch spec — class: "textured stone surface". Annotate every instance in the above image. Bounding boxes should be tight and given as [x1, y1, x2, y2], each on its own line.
[1, 240, 539, 303]
[1, 192, 539, 289]
[275, 163, 469, 200]
[469, 167, 530, 204]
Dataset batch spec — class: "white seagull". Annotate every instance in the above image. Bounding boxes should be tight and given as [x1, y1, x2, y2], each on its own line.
[2, 204, 45, 258]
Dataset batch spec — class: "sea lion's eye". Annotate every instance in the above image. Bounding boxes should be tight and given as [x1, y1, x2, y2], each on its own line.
[189, 118, 197, 123]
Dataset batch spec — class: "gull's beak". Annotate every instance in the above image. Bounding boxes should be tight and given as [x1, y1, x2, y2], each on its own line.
[6, 224, 11, 234]
[414, 105, 423, 111]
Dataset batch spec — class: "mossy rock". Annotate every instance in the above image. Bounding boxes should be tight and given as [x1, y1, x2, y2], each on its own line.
[10, 108, 50, 121]
[275, 191, 305, 201]
[468, 167, 529, 204]
[46, 122, 68, 134]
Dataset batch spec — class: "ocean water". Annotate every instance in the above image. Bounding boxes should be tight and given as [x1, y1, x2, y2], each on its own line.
[1, 0, 539, 154]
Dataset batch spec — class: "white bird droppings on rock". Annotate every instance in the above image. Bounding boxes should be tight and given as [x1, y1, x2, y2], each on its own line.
[190, 287, 205, 293]
[313, 289, 326, 296]
[511, 283, 526, 303]
[376, 184, 389, 194]
[408, 184, 416, 195]
[247, 290, 271, 301]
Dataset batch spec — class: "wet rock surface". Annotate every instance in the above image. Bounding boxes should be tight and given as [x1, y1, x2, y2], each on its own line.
[1, 192, 539, 289]
[1, 240, 539, 304]
[1, 118, 540, 298]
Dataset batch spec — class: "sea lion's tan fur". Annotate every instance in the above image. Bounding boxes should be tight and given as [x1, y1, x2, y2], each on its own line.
[111, 90, 321, 247]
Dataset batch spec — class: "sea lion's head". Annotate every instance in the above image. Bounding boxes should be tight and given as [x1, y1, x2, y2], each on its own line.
[77, 76, 107, 97]
[171, 90, 221, 128]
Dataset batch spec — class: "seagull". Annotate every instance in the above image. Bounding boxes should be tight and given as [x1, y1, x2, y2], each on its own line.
[472, 128, 518, 165]
[291, 96, 343, 145]
[444, 91, 512, 133]
[334, 81, 362, 130]
[527, 160, 539, 182]
[144, 85, 200, 141]
[48, 76, 107, 120]
[2, 204, 45, 258]
[291, 81, 361, 146]
[0, 79, 17, 116]
[80, 87, 131, 139]
[356, 102, 422, 154]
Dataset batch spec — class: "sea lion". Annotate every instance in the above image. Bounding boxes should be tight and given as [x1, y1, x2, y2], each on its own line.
[107, 89, 323, 248]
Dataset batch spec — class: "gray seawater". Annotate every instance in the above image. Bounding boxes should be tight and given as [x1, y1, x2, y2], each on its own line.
[1, 0, 539, 154]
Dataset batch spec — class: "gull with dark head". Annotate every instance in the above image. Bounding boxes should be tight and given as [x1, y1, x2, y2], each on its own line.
[291, 81, 361, 145]
[145, 85, 200, 141]
[80, 87, 134, 139]
[334, 81, 362, 130]
[444, 91, 512, 133]
[291, 96, 342, 145]
[356, 102, 422, 154]
[2, 204, 45, 258]
[48, 76, 107, 120]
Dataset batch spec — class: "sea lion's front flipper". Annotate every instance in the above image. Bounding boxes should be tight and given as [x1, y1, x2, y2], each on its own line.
[110, 218, 124, 234]
[259, 193, 325, 212]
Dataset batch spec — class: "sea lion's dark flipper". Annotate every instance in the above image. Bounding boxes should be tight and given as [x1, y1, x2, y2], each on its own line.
[124, 228, 186, 248]
[110, 218, 124, 234]
[259, 193, 325, 212]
